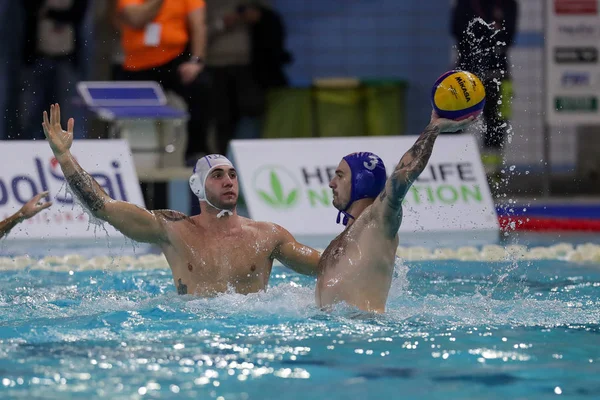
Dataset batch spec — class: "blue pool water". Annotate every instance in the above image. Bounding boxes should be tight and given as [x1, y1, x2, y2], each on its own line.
[1, 233, 599, 399]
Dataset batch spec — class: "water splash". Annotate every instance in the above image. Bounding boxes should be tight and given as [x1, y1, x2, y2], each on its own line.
[1, 254, 599, 399]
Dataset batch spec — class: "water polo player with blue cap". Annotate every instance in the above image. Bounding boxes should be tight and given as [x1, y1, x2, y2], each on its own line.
[333, 152, 387, 226]
[318, 110, 476, 314]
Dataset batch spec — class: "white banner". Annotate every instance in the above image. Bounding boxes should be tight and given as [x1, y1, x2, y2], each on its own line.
[231, 135, 498, 237]
[546, 0, 600, 124]
[0, 140, 145, 240]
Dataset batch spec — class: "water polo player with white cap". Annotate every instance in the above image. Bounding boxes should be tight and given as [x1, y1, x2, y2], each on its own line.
[317, 110, 476, 313]
[40, 102, 321, 297]
[189, 154, 237, 218]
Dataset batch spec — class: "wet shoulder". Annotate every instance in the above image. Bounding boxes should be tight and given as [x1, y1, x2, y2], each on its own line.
[243, 218, 278, 234]
[152, 210, 196, 251]
[352, 205, 393, 239]
[354, 205, 377, 226]
[154, 210, 196, 225]
[242, 219, 284, 243]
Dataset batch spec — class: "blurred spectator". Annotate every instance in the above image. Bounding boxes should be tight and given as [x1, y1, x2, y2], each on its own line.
[237, 2, 293, 90]
[97, 0, 125, 81]
[451, 0, 518, 173]
[116, 0, 212, 163]
[205, 0, 264, 153]
[0, 1, 24, 140]
[19, 0, 90, 140]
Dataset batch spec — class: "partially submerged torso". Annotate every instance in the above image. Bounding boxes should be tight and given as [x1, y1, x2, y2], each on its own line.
[316, 207, 398, 313]
[159, 214, 280, 296]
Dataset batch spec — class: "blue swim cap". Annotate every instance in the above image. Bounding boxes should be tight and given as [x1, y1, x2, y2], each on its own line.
[336, 152, 387, 225]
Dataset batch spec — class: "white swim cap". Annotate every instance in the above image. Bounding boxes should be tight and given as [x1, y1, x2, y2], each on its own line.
[189, 155, 235, 217]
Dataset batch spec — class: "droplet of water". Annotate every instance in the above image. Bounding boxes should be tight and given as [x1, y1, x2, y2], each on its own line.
[554, 386, 562, 395]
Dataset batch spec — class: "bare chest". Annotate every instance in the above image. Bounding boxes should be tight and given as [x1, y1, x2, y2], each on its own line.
[163, 228, 275, 291]
[319, 234, 350, 268]
[318, 225, 397, 277]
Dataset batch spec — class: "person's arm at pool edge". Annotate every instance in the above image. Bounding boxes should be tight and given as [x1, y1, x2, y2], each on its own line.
[0, 192, 52, 239]
[42, 103, 180, 244]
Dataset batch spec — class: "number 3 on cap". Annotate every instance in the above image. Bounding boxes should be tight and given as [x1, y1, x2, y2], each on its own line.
[363, 155, 379, 170]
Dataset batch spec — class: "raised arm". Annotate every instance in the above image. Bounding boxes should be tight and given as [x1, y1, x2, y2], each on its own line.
[372, 111, 475, 237]
[0, 192, 52, 239]
[42, 103, 173, 244]
[271, 224, 320, 276]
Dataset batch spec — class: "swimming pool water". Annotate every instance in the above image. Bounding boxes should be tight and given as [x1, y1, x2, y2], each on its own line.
[0, 233, 599, 399]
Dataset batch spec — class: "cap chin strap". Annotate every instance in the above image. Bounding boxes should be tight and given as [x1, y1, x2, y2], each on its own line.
[336, 197, 356, 226]
[336, 209, 355, 226]
[203, 196, 234, 218]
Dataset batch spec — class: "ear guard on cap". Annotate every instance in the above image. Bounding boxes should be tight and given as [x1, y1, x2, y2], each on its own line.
[189, 171, 205, 200]
[350, 169, 377, 201]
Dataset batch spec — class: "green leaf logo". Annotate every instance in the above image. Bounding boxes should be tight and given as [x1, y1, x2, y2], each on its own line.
[286, 189, 298, 206]
[258, 190, 277, 206]
[270, 170, 285, 203]
[253, 166, 300, 209]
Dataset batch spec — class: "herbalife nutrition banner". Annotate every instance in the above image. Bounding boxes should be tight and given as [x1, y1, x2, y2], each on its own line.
[0, 140, 145, 240]
[546, 0, 600, 124]
[230, 135, 498, 236]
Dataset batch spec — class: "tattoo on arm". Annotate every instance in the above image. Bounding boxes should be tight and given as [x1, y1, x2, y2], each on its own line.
[155, 210, 193, 223]
[65, 170, 107, 212]
[384, 124, 440, 208]
[177, 278, 188, 295]
[378, 187, 388, 202]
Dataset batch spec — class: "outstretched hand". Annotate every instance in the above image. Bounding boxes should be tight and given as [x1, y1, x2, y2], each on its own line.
[19, 191, 52, 220]
[430, 110, 477, 133]
[42, 103, 74, 158]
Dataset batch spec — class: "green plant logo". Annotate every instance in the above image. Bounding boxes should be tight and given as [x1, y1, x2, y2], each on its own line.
[252, 166, 300, 209]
